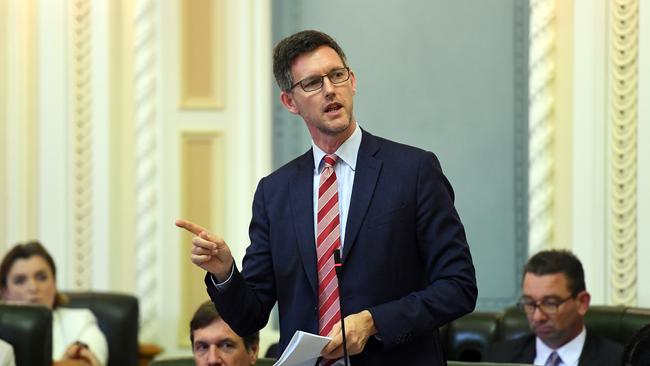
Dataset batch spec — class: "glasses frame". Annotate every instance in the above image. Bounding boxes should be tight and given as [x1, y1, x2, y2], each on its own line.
[290, 67, 350, 92]
[517, 294, 574, 315]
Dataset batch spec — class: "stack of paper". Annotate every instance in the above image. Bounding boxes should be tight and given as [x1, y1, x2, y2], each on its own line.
[272, 331, 331, 366]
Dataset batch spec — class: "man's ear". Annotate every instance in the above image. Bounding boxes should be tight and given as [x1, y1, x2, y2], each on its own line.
[350, 69, 357, 95]
[248, 342, 259, 365]
[280, 91, 300, 115]
[576, 290, 591, 316]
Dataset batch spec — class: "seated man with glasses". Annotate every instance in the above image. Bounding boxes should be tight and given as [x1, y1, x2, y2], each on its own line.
[485, 250, 622, 366]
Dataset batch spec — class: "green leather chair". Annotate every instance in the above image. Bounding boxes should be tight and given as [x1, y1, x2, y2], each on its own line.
[441, 311, 500, 361]
[0, 304, 52, 366]
[149, 357, 276, 366]
[62, 291, 140, 366]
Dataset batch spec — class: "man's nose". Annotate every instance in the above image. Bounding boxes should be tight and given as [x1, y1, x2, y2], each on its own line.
[207, 346, 223, 365]
[321, 76, 336, 95]
[531, 306, 548, 322]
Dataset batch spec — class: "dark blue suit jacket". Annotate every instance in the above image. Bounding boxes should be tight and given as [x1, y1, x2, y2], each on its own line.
[485, 332, 623, 366]
[206, 130, 477, 365]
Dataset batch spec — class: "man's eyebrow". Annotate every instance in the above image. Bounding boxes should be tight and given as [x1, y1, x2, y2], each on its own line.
[217, 337, 237, 343]
[541, 295, 564, 301]
[299, 66, 345, 79]
[520, 294, 564, 301]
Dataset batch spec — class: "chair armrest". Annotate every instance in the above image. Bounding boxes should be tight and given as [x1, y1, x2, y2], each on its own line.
[138, 342, 163, 366]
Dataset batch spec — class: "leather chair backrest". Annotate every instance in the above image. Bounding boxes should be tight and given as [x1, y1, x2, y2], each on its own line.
[497, 307, 529, 341]
[62, 291, 139, 366]
[585, 305, 650, 344]
[444, 311, 499, 361]
[583, 305, 627, 344]
[0, 304, 52, 366]
[620, 307, 650, 343]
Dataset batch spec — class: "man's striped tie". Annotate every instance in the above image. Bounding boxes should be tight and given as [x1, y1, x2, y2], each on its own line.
[317, 154, 342, 366]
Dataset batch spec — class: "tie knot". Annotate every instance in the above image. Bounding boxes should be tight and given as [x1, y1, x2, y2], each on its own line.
[323, 154, 338, 168]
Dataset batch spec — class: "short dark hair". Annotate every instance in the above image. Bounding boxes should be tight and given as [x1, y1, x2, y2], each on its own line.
[190, 300, 259, 351]
[622, 324, 650, 366]
[523, 250, 586, 296]
[273, 30, 348, 91]
[0, 241, 66, 308]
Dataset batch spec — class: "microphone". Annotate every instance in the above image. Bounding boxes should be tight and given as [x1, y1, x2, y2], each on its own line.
[333, 249, 349, 366]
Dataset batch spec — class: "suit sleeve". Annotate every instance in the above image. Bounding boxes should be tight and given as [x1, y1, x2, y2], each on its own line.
[205, 177, 277, 337]
[368, 152, 478, 348]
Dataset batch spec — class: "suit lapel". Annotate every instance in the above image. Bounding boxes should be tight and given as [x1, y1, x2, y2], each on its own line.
[343, 131, 381, 262]
[289, 150, 318, 296]
[578, 331, 598, 366]
[519, 335, 537, 363]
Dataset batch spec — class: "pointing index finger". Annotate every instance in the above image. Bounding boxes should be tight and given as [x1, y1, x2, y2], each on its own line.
[175, 219, 208, 236]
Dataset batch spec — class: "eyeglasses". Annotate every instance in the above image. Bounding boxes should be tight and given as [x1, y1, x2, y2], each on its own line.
[290, 67, 350, 92]
[517, 295, 574, 315]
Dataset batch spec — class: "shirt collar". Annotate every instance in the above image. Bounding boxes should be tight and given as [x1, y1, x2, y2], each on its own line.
[536, 326, 586, 366]
[312, 123, 361, 173]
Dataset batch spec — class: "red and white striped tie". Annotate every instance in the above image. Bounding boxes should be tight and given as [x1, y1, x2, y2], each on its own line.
[317, 154, 342, 365]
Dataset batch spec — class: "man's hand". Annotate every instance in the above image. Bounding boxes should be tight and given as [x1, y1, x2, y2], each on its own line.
[175, 219, 234, 281]
[321, 310, 378, 360]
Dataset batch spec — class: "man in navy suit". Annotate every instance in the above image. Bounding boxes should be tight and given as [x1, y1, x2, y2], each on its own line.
[177, 30, 477, 366]
[485, 250, 623, 365]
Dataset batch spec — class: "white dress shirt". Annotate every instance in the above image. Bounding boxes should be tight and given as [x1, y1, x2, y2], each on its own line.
[534, 327, 586, 366]
[311, 123, 361, 249]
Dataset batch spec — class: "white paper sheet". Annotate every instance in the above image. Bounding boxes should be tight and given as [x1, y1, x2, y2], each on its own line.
[272, 330, 331, 366]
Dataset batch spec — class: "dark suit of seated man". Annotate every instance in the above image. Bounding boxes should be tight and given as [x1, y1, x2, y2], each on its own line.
[485, 250, 622, 366]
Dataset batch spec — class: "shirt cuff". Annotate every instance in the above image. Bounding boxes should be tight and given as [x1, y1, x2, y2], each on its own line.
[209, 264, 235, 292]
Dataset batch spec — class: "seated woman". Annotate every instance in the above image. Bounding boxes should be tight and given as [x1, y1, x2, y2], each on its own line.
[0, 241, 108, 366]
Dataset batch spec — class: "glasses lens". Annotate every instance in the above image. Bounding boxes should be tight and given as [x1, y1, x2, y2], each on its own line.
[301, 77, 323, 92]
[539, 301, 560, 314]
[329, 68, 349, 84]
[517, 301, 530, 311]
